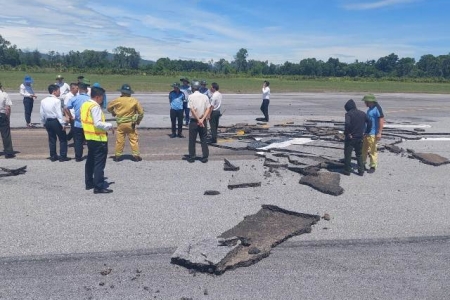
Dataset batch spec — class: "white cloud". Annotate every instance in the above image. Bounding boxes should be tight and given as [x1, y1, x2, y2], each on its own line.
[343, 0, 420, 10]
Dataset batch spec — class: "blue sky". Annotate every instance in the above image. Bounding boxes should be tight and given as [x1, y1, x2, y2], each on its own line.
[0, 0, 448, 64]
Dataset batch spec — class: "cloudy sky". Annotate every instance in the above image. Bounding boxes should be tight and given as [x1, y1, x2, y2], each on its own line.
[0, 0, 448, 64]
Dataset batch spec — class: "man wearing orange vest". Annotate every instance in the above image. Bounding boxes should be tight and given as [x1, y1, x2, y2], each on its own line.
[81, 86, 114, 194]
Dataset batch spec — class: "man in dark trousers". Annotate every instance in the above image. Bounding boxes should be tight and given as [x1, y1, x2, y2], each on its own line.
[0, 82, 15, 158]
[80, 87, 114, 194]
[343, 99, 371, 176]
[40, 84, 69, 162]
[168, 82, 185, 138]
[187, 80, 211, 163]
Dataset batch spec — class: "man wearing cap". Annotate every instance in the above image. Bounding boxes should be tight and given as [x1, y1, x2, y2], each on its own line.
[169, 82, 185, 138]
[40, 84, 69, 162]
[55, 75, 70, 103]
[199, 80, 211, 98]
[77, 76, 91, 96]
[187, 80, 211, 163]
[362, 94, 385, 173]
[107, 84, 144, 162]
[81, 86, 114, 194]
[64, 83, 90, 161]
[19, 75, 37, 127]
[0, 82, 15, 158]
[208, 82, 222, 144]
[180, 77, 192, 126]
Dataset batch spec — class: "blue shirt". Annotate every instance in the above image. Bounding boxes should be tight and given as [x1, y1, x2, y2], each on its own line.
[366, 104, 384, 135]
[169, 90, 185, 110]
[66, 93, 90, 128]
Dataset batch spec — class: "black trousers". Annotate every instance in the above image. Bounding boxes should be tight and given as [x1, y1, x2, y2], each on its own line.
[209, 110, 221, 142]
[344, 138, 364, 173]
[183, 102, 190, 125]
[66, 119, 74, 141]
[73, 127, 85, 160]
[44, 119, 67, 158]
[23, 97, 34, 124]
[260, 99, 270, 121]
[188, 119, 209, 159]
[170, 109, 183, 135]
[85, 140, 108, 189]
[0, 113, 13, 154]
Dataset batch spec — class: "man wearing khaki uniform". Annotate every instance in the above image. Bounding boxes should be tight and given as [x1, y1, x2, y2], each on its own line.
[107, 84, 144, 162]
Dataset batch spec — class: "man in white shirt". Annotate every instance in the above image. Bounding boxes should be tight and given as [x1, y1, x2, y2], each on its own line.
[260, 80, 271, 122]
[19, 75, 37, 127]
[208, 82, 222, 144]
[0, 82, 15, 158]
[55, 75, 70, 103]
[63, 82, 78, 141]
[40, 84, 69, 162]
[187, 80, 211, 163]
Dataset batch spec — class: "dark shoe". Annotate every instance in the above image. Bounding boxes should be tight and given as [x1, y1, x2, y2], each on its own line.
[113, 156, 122, 162]
[209, 139, 217, 144]
[50, 156, 58, 162]
[170, 133, 176, 138]
[178, 134, 185, 138]
[59, 156, 71, 162]
[342, 170, 351, 176]
[132, 155, 142, 162]
[85, 184, 94, 190]
[187, 157, 195, 163]
[367, 167, 376, 174]
[358, 171, 364, 176]
[75, 157, 83, 162]
[94, 188, 113, 194]
[5, 153, 16, 159]
[200, 157, 208, 163]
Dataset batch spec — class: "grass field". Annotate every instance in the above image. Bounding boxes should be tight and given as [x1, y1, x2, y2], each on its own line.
[1, 71, 449, 94]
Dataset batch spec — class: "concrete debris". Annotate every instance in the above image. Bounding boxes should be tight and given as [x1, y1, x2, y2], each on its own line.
[410, 152, 450, 166]
[322, 213, 331, 221]
[0, 166, 27, 177]
[223, 159, 240, 171]
[172, 205, 320, 275]
[384, 144, 404, 154]
[204, 190, 220, 196]
[299, 172, 344, 196]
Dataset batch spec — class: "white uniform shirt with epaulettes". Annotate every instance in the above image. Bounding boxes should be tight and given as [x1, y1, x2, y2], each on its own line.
[0, 91, 12, 114]
[210, 91, 222, 112]
[188, 91, 211, 119]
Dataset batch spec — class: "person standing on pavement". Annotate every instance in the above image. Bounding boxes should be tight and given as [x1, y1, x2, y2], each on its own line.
[19, 75, 37, 127]
[169, 82, 185, 138]
[107, 84, 144, 162]
[179, 77, 192, 126]
[208, 82, 222, 144]
[187, 80, 211, 163]
[362, 94, 385, 173]
[64, 83, 90, 161]
[63, 82, 78, 141]
[81, 86, 113, 194]
[40, 84, 69, 162]
[0, 82, 15, 158]
[260, 80, 270, 122]
[343, 99, 371, 176]
[55, 75, 70, 104]
[199, 80, 211, 98]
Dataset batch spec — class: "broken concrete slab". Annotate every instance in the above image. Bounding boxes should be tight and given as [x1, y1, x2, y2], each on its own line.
[0, 166, 27, 178]
[299, 171, 344, 196]
[384, 144, 404, 154]
[228, 169, 262, 190]
[223, 159, 240, 171]
[171, 237, 241, 273]
[411, 152, 450, 166]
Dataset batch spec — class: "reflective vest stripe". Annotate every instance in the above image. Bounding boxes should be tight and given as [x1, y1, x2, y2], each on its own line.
[81, 102, 107, 142]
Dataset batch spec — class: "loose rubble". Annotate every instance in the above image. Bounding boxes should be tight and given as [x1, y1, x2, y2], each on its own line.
[0, 166, 27, 177]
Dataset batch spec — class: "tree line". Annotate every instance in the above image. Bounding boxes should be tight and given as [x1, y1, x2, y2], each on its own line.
[1, 35, 449, 80]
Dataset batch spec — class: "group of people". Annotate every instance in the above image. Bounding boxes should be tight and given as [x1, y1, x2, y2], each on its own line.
[344, 94, 385, 175]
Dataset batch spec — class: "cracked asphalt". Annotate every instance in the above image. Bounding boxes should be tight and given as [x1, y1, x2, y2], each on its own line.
[1, 92, 450, 299]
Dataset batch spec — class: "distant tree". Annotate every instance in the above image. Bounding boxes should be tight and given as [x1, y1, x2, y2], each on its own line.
[375, 53, 398, 74]
[395, 57, 416, 77]
[417, 54, 442, 77]
[113, 46, 141, 69]
[233, 48, 248, 73]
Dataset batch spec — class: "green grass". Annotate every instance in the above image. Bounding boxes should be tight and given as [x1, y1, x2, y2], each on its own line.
[1, 71, 449, 94]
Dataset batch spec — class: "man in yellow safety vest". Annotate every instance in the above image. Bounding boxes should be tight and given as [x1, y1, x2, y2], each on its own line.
[80, 86, 114, 194]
